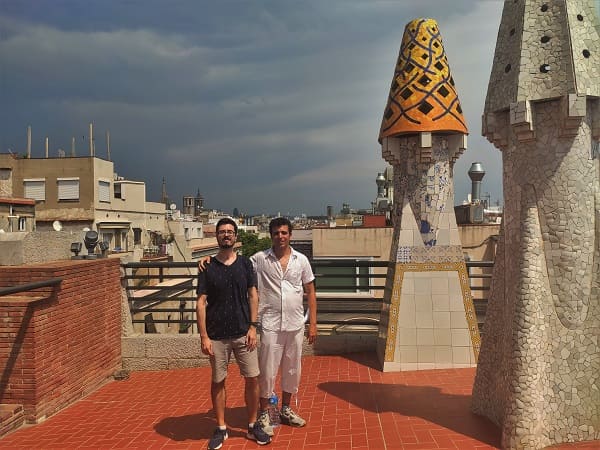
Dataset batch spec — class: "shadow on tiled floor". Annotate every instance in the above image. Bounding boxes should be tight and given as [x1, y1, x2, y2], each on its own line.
[154, 406, 247, 442]
[0, 352, 597, 449]
[319, 380, 499, 447]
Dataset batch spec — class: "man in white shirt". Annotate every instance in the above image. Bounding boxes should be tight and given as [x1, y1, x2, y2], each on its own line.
[253, 217, 317, 433]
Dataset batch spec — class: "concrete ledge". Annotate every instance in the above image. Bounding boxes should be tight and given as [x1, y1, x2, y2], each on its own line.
[121, 337, 145, 358]
[122, 334, 209, 371]
[145, 335, 203, 359]
[122, 357, 170, 371]
[168, 358, 211, 370]
[122, 333, 378, 372]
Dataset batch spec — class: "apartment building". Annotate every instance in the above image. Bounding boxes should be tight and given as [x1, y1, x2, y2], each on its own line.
[0, 197, 36, 233]
[0, 153, 165, 252]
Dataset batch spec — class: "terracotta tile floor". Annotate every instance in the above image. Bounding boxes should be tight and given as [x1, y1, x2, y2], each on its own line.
[1, 353, 598, 449]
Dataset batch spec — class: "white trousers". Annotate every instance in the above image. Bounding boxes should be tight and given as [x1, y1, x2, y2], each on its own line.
[258, 328, 304, 398]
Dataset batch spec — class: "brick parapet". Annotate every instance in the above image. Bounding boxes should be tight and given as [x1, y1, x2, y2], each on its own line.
[0, 258, 122, 425]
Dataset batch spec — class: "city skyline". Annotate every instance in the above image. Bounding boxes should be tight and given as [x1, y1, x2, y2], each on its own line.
[0, 0, 504, 215]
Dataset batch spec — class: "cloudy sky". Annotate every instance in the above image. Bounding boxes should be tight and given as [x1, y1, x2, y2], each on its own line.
[0, 0, 505, 216]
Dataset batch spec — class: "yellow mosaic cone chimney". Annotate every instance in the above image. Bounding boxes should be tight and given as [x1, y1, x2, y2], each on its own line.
[377, 18, 478, 373]
[379, 18, 467, 141]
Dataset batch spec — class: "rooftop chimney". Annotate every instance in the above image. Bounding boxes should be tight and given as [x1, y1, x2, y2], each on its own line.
[468, 162, 485, 203]
[376, 172, 386, 198]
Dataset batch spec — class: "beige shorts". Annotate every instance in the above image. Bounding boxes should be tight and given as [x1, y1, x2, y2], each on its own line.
[210, 335, 259, 383]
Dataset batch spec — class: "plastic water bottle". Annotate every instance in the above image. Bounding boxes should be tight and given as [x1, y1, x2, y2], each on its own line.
[268, 393, 280, 428]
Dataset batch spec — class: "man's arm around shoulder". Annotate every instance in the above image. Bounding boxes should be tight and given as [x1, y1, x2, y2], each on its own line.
[197, 256, 212, 272]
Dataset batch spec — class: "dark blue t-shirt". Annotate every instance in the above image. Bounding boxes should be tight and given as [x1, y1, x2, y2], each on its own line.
[196, 255, 257, 340]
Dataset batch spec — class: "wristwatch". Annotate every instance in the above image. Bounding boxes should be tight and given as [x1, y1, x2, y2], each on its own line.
[249, 321, 260, 328]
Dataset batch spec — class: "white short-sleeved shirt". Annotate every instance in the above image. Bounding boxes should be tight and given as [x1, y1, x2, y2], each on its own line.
[251, 247, 315, 332]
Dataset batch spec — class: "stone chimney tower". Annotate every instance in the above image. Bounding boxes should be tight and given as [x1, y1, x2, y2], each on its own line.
[472, 2, 600, 448]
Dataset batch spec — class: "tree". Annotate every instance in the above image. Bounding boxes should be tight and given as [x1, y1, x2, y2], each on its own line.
[237, 229, 271, 257]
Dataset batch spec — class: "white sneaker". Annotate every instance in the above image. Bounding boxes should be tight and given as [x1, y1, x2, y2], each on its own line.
[280, 406, 306, 427]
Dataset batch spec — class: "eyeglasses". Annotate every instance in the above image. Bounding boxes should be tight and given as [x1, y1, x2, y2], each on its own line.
[217, 230, 236, 236]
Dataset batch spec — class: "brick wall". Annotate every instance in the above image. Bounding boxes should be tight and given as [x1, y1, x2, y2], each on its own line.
[0, 258, 122, 423]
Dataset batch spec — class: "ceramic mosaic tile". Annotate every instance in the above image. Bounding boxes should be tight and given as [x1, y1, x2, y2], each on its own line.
[382, 262, 480, 363]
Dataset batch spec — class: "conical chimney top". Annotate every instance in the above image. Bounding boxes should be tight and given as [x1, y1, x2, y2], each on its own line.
[379, 18, 468, 142]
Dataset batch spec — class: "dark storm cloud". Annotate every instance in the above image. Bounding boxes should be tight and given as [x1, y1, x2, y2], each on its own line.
[0, 0, 504, 215]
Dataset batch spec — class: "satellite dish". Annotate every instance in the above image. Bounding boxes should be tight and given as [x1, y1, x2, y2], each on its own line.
[169, 203, 177, 211]
[52, 220, 63, 231]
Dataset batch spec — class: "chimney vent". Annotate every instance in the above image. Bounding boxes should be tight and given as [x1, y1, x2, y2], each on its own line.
[468, 162, 485, 203]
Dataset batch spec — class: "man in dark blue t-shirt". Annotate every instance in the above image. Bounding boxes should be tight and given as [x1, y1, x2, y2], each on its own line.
[196, 218, 271, 449]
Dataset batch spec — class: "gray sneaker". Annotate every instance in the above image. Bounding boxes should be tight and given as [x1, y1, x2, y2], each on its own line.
[246, 423, 271, 446]
[280, 406, 306, 427]
[256, 410, 274, 436]
[208, 428, 228, 450]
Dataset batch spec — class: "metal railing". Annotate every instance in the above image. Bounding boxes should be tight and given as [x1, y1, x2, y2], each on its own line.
[310, 259, 387, 333]
[0, 278, 63, 297]
[122, 259, 494, 335]
[466, 260, 494, 330]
